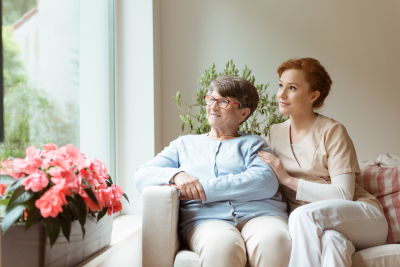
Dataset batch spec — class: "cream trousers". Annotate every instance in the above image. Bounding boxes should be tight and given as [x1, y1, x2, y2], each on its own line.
[288, 199, 388, 267]
[186, 215, 292, 267]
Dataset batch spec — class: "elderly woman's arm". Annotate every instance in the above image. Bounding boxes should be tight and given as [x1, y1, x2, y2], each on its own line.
[199, 138, 280, 203]
[135, 140, 182, 193]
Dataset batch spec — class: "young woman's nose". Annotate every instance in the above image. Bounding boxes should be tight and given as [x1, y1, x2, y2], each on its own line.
[278, 87, 288, 100]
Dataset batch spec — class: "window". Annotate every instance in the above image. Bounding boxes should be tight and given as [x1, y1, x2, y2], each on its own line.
[1, 0, 116, 181]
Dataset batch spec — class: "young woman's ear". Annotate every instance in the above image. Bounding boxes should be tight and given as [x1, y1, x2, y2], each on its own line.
[310, 91, 321, 104]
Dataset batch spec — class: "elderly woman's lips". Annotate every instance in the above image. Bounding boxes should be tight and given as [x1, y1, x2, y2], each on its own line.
[210, 114, 221, 117]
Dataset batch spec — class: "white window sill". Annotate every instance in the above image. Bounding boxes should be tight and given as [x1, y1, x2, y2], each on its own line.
[76, 215, 142, 267]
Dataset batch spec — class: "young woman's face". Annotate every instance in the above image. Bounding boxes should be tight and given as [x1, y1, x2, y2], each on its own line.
[277, 69, 319, 116]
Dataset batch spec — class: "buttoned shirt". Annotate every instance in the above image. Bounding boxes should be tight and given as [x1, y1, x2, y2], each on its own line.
[135, 132, 288, 240]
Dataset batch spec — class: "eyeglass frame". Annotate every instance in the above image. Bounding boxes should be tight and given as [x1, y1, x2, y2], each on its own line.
[204, 95, 241, 109]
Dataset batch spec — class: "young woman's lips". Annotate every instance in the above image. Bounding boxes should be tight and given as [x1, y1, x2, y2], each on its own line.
[279, 102, 290, 107]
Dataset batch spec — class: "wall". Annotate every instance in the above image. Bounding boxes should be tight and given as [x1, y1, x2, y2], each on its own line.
[160, 0, 400, 161]
[116, 0, 161, 215]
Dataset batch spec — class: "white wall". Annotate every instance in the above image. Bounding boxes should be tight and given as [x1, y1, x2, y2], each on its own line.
[160, 0, 400, 161]
[116, 0, 161, 215]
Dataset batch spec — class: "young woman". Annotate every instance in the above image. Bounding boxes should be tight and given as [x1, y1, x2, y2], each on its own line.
[257, 58, 388, 267]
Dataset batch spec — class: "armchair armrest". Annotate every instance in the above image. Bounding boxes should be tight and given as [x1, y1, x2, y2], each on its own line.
[142, 186, 180, 267]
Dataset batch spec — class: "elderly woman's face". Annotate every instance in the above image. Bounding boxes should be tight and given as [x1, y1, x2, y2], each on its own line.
[206, 91, 248, 131]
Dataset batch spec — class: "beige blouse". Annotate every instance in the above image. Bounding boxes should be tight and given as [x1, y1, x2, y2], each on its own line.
[266, 114, 383, 214]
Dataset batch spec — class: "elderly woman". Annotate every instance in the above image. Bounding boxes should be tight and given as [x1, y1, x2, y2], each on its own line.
[135, 75, 291, 267]
[258, 58, 388, 267]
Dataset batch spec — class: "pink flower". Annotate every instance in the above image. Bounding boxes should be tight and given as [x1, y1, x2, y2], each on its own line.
[79, 189, 105, 212]
[0, 184, 7, 196]
[103, 184, 123, 204]
[91, 159, 108, 184]
[22, 170, 49, 192]
[60, 144, 83, 166]
[13, 146, 43, 174]
[40, 143, 58, 157]
[102, 184, 124, 214]
[107, 201, 122, 215]
[0, 158, 25, 179]
[51, 171, 76, 189]
[51, 154, 70, 171]
[35, 190, 64, 218]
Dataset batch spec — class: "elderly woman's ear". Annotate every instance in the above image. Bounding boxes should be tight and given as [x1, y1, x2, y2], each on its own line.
[239, 108, 251, 123]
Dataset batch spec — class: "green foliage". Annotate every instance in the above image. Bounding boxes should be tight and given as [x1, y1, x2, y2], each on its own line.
[1, 25, 79, 161]
[172, 60, 288, 136]
[2, 0, 37, 26]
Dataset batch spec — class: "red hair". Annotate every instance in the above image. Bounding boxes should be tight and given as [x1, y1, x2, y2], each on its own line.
[277, 58, 332, 109]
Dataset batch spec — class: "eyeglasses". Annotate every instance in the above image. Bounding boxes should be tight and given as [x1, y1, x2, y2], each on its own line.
[204, 95, 240, 109]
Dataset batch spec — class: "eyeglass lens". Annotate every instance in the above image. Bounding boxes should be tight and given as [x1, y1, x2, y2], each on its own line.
[205, 96, 229, 108]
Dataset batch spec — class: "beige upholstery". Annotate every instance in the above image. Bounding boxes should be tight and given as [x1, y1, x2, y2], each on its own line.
[352, 244, 400, 267]
[142, 186, 400, 267]
[142, 186, 180, 267]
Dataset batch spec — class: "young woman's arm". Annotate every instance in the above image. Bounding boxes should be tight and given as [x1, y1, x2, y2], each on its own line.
[296, 172, 355, 202]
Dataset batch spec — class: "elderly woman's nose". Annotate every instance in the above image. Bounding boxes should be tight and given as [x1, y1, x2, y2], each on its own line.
[211, 100, 220, 109]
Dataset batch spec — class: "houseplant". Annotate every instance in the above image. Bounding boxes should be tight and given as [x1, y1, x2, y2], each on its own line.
[0, 144, 129, 257]
[172, 60, 287, 136]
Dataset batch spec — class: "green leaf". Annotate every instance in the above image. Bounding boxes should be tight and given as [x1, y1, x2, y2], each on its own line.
[84, 188, 98, 207]
[1, 205, 25, 234]
[122, 193, 129, 203]
[6, 186, 34, 212]
[73, 194, 87, 228]
[181, 123, 185, 132]
[82, 179, 90, 188]
[107, 175, 113, 186]
[2, 178, 24, 200]
[68, 196, 79, 220]
[43, 217, 60, 247]
[25, 207, 42, 232]
[0, 175, 17, 184]
[96, 207, 109, 223]
[81, 225, 86, 239]
[58, 209, 71, 241]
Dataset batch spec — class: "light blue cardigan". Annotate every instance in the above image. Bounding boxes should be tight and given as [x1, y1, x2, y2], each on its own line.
[135, 132, 288, 240]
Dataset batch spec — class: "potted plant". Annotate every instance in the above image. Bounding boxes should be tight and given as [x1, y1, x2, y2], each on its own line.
[0, 144, 129, 267]
[172, 60, 287, 136]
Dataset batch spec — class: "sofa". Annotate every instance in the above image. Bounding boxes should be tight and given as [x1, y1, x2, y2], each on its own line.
[141, 154, 400, 267]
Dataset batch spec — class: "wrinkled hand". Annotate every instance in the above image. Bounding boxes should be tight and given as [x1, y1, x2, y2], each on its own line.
[257, 151, 290, 185]
[163, 172, 205, 201]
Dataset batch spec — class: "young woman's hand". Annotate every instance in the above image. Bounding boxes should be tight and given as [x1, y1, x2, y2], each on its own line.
[257, 151, 298, 191]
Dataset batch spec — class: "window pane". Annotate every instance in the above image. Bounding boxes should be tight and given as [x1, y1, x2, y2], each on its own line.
[1, 0, 80, 159]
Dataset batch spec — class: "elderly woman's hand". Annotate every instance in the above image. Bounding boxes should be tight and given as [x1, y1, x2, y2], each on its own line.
[166, 172, 206, 201]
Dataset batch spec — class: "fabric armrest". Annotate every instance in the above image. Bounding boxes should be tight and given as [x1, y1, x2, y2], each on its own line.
[142, 186, 180, 267]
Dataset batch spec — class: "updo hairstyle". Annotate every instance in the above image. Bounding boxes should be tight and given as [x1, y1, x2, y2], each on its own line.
[277, 58, 332, 109]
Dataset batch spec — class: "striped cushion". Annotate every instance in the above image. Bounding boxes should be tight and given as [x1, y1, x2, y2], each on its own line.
[356, 167, 400, 244]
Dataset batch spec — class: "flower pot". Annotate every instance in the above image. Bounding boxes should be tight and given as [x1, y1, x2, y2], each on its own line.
[0, 216, 113, 267]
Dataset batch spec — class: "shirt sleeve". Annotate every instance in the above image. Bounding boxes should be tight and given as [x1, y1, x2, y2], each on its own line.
[134, 139, 183, 193]
[199, 137, 280, 203]
[325, 124, 361, 177]
[296, 172, 355, 202]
